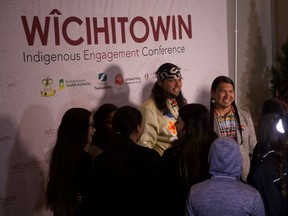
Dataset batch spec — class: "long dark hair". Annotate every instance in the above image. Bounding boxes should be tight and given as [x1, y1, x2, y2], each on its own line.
[107, 106, 142, 150]
[92, 103, 118, 149]
[46, 108, 91, 215]
[151, 63, 186, 114]
[173, 103, 218, 191]
[112, 106, 142, 138]
[105, 106, 143, 167]
[210, 76, 243, 143]
[254, 98, 288, 161]
[258, 113, 288, 198]
[260, 98, 288, 118]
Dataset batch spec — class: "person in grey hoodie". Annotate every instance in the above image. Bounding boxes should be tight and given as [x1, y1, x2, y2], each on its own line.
[186, 137, 265, 216]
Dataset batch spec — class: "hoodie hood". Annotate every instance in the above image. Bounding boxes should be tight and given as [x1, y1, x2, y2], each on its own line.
[208, 137, 242, 179]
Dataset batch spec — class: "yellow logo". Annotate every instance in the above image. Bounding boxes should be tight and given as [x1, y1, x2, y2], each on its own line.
[41, 76, 56, 97]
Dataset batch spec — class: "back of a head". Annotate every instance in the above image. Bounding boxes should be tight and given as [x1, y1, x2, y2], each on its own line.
[260, 98, 288, 117]
[258, 113, 287, 154]
[93, 103, 118, 131]
[179, 103, 212, 136]
[177, 103, 216, 188]
[61, 107, 90, 127]
[208, 137, 242, 179]
[58, 107, 91, 149]
[112, 106, 142, 137]
[259, 99, 288, 149]
[47, 107, 90, 215]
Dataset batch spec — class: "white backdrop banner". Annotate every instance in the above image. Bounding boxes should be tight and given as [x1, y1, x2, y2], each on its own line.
[0, 0, 228, 215]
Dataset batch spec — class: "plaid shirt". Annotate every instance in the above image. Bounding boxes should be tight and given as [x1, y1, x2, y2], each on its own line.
[215, 108, 237, 141]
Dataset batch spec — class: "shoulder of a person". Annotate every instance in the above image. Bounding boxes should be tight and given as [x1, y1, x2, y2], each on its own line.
[140, 98, 160, 116]
[135, 143, 158, 153]
[77, 151, 94, 171]
[236, 108, 252, 117]
[161, 147, 182, 167]
[236, 109, 254, 123]
[141, 97, 156, 108]
[250, 157, 277, 178]
[134, 144, 161, 159]
[189, 179, 210, 192]
[81, 151, 93, 162]
[237, 180, 262, 194]
[163, 145, 181, 157]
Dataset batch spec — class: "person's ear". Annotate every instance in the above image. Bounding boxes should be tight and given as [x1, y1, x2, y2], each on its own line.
[157, 79, 163, 87]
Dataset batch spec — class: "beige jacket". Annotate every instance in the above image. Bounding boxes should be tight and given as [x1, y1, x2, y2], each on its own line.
[214, 109, 257, 181]
[138, 97, 179, 155]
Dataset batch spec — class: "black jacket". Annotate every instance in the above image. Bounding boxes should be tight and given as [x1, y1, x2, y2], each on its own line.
[248, 150, 288, 216]
[92, 139, 161, 216]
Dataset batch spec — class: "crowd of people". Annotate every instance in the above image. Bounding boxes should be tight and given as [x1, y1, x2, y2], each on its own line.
[45, 63, 288, 216]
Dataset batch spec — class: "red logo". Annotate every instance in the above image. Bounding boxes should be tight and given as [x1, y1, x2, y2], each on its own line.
[115, 74, 124, 85]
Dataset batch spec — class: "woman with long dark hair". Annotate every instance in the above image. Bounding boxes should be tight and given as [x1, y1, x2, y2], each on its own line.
[248, 113, 288, 215]
[46, 108, 95, 216]
[160, 103, 218, 216]
[249, 98, 288, 170]
[93, 106, 161, 216]
[85, 103, 117, 158]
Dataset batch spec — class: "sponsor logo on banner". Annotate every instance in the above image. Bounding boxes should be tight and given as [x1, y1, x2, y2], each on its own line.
[94, 72, 112, 90]
[59, 79, 65, 90]
[64, 79, 91, 87]
[125, 76, 142, 85]
[115, 74, 124, 86]
[98, 73, 107, 82]
[144, 72, 156, 80]
[41, 76, 56, 97]
[41, 77, 92, 96]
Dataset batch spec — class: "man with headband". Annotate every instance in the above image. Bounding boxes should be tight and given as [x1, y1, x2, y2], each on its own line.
[138, 63, 187, 155]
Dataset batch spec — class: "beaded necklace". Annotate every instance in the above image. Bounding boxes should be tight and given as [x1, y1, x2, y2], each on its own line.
[164, 99, 178, 120]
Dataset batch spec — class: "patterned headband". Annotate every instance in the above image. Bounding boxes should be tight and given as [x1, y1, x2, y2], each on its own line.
[156, 66, 182, 80]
